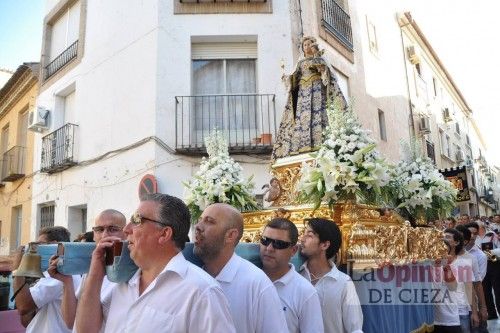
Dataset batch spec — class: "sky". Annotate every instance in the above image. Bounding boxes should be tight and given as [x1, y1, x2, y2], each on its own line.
[0, 0, 498, 166]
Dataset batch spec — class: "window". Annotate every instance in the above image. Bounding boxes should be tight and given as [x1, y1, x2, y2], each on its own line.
[42, 0, 85, 82]
[40, 204, 55, 230]
[378, 109, 387, 141]
[439, 130, 451, 158]
[320, 0, 353, 55]
[1, 125, 8, 155]
[49, 1, 80, 63]
[466, 134, 470, 146]
[416, 63, 424, 77]
[191, 42, 257, 144]
[426, 140, 436, 164]
[174, 0, 272, 14]
[455, 122, 460, 135]
[334, 69, 350, 99]
[432, 77, 437, 97]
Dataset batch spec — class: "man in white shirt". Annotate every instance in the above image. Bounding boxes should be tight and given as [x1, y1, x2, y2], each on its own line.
[48, 209, 127, 331]
[259, 218, 323, 333]
[454, 226, 483, 333]
[474, 221, 500, 320]
[75, 194, 235, 333]
[299, 218, 363, 333]
[13, 226, 82, 333]
[461, 223, 489, 333]
[194, 203, 288, 333]
[433, 228, 464, 333]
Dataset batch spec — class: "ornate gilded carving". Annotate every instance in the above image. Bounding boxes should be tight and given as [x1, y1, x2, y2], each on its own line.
[242, 158, 446, 267]
[270, 162, 304, 206]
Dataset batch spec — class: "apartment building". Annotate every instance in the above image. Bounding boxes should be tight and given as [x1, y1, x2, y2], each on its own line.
[0, 63, 39, 255]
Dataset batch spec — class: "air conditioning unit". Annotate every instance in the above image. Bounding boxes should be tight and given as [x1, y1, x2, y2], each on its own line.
[442, 108, 452, 122]
[419, 116, 431, 134]
[407, 45, 420, 64]
[455, 150, 465, 162]
[28, 107, 49, 132]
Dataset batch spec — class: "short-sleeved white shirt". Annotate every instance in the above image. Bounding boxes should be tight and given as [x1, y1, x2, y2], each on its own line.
[300, 262, 363, 333]
[27, 272, 81, 333]
[215, 253, 288, 333]
[468, 245, 487, 280]
[432, 266, 460, 326]
[102, 252, 235, 333]
[453, 253, 476, 315]
[273, 264, 323, 333]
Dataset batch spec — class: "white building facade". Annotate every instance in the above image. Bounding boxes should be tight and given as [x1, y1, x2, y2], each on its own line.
[30, 0, 497, 238]
[31, 0, 297, 238]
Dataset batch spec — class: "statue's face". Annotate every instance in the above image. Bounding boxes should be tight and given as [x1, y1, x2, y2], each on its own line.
[303, 39, 314, 56]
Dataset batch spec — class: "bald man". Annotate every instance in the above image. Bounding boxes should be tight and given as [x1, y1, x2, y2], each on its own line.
[194, 203, 288, 333]
[48, 209, 127, 330]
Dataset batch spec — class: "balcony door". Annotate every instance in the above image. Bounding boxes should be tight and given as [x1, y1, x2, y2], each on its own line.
[191, 42, 257, 146]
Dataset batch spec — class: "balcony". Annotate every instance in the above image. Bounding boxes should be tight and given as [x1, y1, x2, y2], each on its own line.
[41, 123, 77, 173]
[321, 0, 353, 50]
[175, 94, 277, 155]
[44, 40, 78, 80]
[1, 146, 26, 182]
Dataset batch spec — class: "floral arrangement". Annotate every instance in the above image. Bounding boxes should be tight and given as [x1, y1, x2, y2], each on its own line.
[389, 140, 457, 221]
[297, 98, 391, 209]
[184, 130, 258, 222]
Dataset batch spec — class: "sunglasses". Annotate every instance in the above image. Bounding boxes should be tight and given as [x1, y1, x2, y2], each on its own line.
[260, 236, 293, 250]
[130, 212, 169, 228]
[92, 225, 123, 234]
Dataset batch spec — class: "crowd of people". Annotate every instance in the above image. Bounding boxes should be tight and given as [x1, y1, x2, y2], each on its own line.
[10, 194, 500, 333]
[430, 214, 500, 333]
[11, 194, 364, 333]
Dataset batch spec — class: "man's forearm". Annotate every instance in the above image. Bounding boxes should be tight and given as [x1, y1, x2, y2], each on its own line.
[61, 278, 77, 329]
[13, 276, 37, 315]
[473, 282, 486, 310]
[75, 262, 105, 333]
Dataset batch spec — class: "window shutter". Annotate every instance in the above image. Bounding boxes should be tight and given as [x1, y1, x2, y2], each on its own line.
[192, 42, 257, 60]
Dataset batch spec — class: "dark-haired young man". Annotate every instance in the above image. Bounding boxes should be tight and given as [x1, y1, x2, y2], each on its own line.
[12, 226, 82, 333]
[299, 218, 363, 333]
[260, 218, 323, 333]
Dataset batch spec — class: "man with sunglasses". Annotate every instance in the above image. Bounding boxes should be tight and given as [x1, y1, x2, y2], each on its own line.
[75, 194, 235, 333]
[299, 218, 363, 333]
[259, 218, 323, 333]
[48, 209, 126, 330]
[194, 203, 288, 333]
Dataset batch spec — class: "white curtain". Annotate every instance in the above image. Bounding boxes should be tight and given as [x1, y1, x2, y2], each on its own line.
[192, 59, 256, 144]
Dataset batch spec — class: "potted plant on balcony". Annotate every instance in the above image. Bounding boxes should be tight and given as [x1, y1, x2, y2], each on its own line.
[184, 130, 258, 222]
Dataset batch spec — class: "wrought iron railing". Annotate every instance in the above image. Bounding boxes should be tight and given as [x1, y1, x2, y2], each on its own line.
[1, 146, 26, 182]
[321, 0, 353, 50]
[41, 123, 77, 173]
[44, 40, 79, 80]
[175, 94, 276, 155]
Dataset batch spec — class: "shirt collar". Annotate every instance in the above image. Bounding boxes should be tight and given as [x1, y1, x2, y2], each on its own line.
[300, 260, 340, 281]
[216, 253, 241, 283]
[274, 264, 295, 285]
[128, 252, 188, 287]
